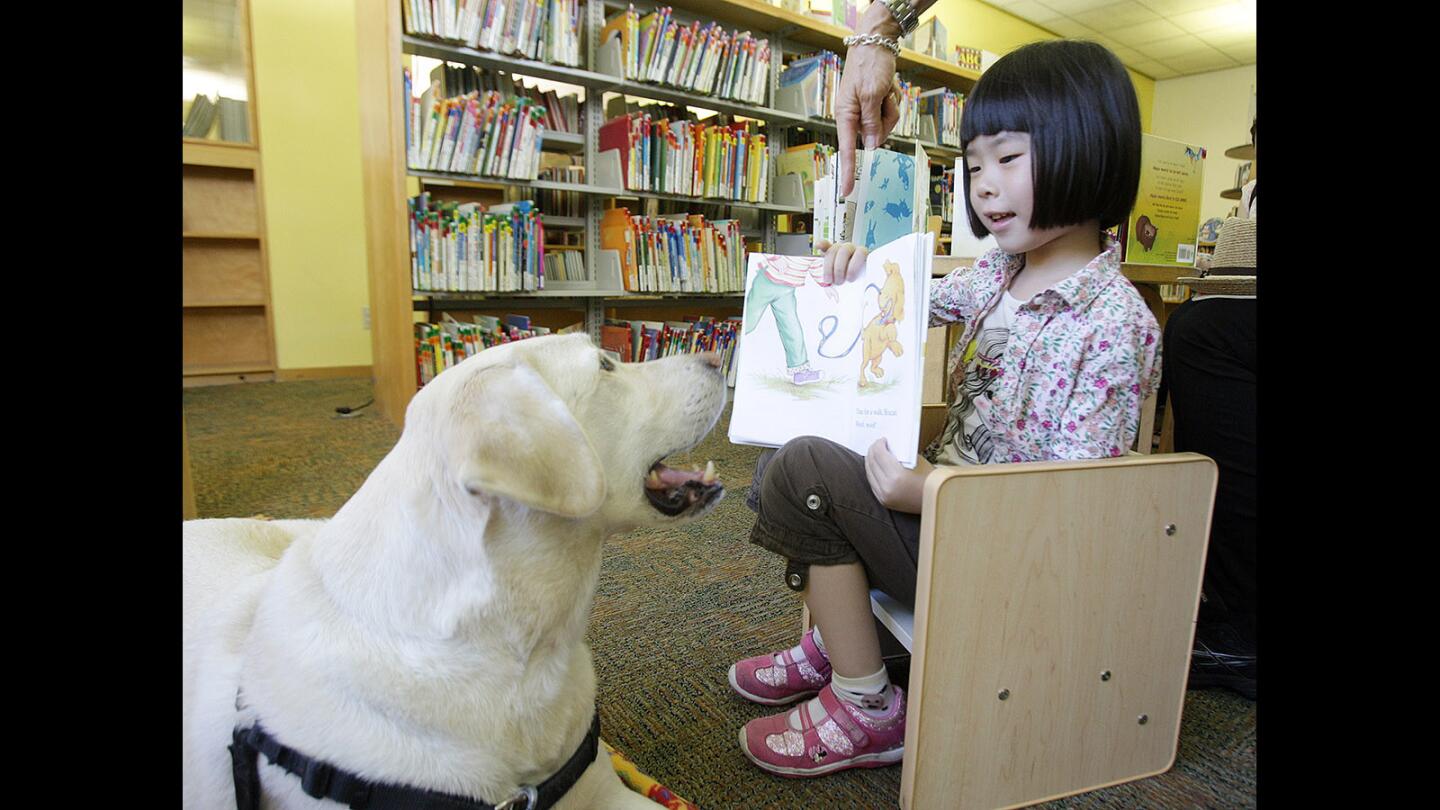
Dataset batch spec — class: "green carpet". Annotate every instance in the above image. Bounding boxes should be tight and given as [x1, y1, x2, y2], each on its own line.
[184, 378, 1256, 809]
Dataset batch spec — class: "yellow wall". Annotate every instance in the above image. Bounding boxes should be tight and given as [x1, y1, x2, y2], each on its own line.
[921, 1, 1155, 132]
[250, 0, 373, 371]
[1149, 65, 1256, 227]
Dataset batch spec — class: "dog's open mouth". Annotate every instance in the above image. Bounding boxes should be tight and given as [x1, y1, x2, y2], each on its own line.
[644, 460, 724, 516]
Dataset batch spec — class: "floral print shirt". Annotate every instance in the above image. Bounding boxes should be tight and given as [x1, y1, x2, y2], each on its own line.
[926, 237, 1162, 462]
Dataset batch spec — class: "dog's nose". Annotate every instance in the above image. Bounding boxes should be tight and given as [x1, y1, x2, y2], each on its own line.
[697, 351, 722, 369]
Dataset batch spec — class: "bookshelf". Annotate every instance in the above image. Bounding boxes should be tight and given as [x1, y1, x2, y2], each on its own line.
[357, 0, 983, 426]
[183, 0, 275, 386]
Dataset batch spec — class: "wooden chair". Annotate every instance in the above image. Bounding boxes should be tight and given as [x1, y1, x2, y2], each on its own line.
[807, 407, 1216, 808]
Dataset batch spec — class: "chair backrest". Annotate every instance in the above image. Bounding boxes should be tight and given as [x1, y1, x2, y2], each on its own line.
[900, 453, 1217, 810]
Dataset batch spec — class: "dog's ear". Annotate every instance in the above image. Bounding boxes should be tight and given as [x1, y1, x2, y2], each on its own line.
[455, 362, 606, 518]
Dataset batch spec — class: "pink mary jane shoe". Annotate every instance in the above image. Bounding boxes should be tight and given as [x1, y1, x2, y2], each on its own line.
[739, 683, 906, 778]
[728, 628, 831, 706]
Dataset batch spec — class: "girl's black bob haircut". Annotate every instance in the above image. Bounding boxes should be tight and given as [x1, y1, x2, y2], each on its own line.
[960, 40, 1142, 240]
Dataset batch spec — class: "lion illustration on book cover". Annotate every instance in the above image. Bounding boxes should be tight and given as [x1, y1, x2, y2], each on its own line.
[858, 259, 906, 389]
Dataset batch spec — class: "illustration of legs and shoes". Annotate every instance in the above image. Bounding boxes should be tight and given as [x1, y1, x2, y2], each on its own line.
[745, 273, 822, 385]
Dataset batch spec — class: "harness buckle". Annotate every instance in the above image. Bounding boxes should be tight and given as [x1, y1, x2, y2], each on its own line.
[494, 784, 538, 810]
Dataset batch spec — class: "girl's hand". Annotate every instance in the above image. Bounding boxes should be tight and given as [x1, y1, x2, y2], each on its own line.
[815, 239, 869, 287]
[864, 438, 934, 514]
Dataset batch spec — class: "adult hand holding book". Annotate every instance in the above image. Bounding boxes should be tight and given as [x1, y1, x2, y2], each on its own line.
[836, 0, 941, 196]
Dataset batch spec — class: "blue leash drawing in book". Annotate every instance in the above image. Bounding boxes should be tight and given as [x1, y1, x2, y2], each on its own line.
[815, 259, 908, 389]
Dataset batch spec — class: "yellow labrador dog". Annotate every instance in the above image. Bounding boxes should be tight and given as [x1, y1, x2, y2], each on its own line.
[183, 334, 727, 810]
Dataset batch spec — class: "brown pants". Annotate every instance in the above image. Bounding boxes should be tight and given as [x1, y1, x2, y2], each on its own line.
[747, 436, 922, 609]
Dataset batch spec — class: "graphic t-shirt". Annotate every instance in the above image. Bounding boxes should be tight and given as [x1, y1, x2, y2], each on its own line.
[931, 290, 1024, 466]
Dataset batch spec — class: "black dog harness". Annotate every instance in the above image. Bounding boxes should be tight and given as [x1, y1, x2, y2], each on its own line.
[229, 710, 601, 810]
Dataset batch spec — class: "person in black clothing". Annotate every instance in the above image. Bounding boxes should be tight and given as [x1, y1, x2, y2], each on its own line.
[1166, 144, 1257, 699]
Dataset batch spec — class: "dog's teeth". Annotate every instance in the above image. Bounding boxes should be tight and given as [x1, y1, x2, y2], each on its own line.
[647, 470, 662, 488]
[702, 460, 716, 484]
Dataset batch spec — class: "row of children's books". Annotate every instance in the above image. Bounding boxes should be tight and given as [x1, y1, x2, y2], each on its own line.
[778, 51, 842, 120]
[930, 164, 956, 224]
[1158, 283, 1192, 304]
[183, 93, 250, 142]
[415, 315, 578, 386]
[600, 316, 742, 375]
[537, 165, 585, 216]
[600, 5, 770, 105]
[406, 69, 549, 179]
[601, 208, 746, 294]
[401, 0, 582, 67]
[425, 63, 581, 133]
[775, 141, 834, 207]
[891, 80, 922, 139]
[542, 250, 586, 282]
[409, 194, 546, 292]
[918, 88, 963, 147]
[599, 113, 770, 202]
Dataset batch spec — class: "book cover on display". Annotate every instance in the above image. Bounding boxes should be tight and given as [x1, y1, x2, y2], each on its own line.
[1123, 133, 1206, 266]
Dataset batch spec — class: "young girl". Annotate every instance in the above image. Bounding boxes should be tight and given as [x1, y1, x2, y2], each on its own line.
[729, 39, 1162, 778]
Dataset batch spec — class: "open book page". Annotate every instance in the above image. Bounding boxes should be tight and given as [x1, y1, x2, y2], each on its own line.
[728, 231, 935, 467]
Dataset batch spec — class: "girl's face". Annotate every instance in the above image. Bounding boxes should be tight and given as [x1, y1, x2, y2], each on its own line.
[966, 131, 1080, 255]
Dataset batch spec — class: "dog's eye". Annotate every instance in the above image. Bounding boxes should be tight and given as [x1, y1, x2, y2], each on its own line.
[599, 356, 616, 372]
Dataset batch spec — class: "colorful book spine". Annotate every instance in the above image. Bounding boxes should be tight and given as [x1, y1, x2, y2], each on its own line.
[408, 196, 545, 293]
[610, 212, 744, 294]
[404, 74, 551, 181]
[403, 0, 581, 67]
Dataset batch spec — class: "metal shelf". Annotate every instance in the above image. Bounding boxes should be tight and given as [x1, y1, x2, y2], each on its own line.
[610, 188, 808, 213]
[411, 169, 799, 212]
[402, 35, 614, 89]
[414, 289, 617, 304]
[789, 117, 962, 158]
[412, 289, 744, 306]
[605, 78, 807, 126]
[544, 131, 585, 152]
[604, 292, 745, 303]
[409, 169, 622, 195]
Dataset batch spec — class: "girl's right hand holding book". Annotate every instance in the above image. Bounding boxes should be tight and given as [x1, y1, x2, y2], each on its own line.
[815, 239, 870, 287]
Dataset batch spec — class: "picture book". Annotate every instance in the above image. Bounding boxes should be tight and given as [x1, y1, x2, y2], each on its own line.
[1123, 133, 1206, 265]
[812, 142, 928, 254]
[728, 231, 935, 467]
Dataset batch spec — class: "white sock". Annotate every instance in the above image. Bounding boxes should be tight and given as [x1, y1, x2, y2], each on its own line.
[832, 666, 892, 713]
[773, 626, 828, 669]
[788, 666, 892, 730]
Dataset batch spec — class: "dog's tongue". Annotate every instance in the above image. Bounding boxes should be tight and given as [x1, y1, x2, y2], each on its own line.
[646, 461, 717, 490]
[645, 461, 723, 516]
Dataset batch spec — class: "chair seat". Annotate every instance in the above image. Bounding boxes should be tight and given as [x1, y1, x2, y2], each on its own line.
[870, 589, 915, 652]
